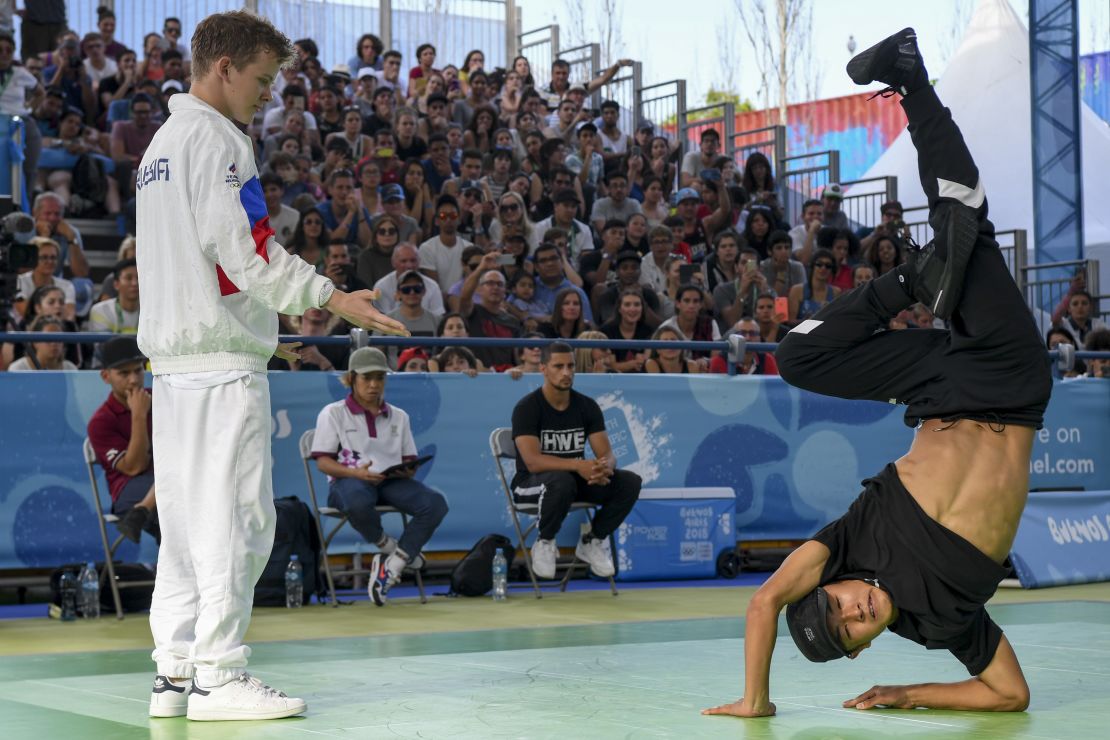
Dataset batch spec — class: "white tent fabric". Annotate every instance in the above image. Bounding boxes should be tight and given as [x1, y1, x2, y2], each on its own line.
[853, 0, 1110, 292]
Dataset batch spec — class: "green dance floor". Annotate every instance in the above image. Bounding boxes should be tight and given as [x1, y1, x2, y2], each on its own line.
[0, 588, 1107, 738]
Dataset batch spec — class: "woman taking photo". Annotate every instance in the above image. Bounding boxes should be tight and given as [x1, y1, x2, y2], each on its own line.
[644, 325, 700, 374]
[601, 288, 654, 373]
[788, 247, 842, 323]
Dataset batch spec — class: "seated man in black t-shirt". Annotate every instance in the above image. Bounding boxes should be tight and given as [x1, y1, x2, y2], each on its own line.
[510, 342, 642, 580]
[705, 30, 1052, 720]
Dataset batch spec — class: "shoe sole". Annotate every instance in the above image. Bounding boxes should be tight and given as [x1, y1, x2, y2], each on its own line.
[149, 704, 188, 718]
[575, 548, 615, 578]
[846, 27, 915, 85]
[931, 205, 979, 320]
[186, 702, 307, 721]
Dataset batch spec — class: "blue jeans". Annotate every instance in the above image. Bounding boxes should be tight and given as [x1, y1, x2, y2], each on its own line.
[328, 477, 448, 559]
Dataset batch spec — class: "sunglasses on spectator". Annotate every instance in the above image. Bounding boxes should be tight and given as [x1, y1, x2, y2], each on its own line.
[438, 211, 459, 220]
[376, 227, 397, 235]
[814, 261, 835, 269]
[332, 168, 354, 177]
[38, 254, 58, 262]
[499, 202, 520, 213]
[399, 284, 425, 295]
[467, 261, 482, 270]
[535, 255, 560, 264]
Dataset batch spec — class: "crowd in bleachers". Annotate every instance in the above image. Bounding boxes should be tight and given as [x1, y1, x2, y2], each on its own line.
[1, 4, 1107, 377]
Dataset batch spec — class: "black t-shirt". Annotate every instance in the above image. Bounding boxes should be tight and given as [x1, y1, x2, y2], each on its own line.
[510, 388, 606, 487]
[395, 136, 428, 162]
[812, 463, 1008, 675]
[595, 284, 660, 327]
[600, 319, 653, 363]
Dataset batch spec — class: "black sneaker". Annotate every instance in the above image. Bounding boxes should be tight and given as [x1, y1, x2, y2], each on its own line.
[846, 27, 929, 97]
[117, 506, 150, 544]
[909, 205, 979, 320]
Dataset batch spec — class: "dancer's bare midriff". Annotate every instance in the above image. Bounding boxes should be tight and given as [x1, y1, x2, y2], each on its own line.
[895, 418, 1035, 564]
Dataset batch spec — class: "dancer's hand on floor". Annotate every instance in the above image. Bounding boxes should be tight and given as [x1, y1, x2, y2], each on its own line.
[702, 698, 776, 718]
[843, 684, 912, 710]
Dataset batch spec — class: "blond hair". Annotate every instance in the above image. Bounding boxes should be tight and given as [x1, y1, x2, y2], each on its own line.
[574, 330, 607, 373]
[191, 10, 296, 80]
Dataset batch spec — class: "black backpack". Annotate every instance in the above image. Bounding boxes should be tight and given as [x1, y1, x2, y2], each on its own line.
[449, 534, 514, 597]
[253, 496, 321, 606]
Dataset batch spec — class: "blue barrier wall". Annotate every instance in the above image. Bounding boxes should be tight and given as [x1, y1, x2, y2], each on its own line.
[0, 374, 1106, 569]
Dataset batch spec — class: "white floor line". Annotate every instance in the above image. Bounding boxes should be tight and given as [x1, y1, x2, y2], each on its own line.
[1012, 641, 1110, 654]
[24, 678, 147, 705]
[773, 699, 961, 728]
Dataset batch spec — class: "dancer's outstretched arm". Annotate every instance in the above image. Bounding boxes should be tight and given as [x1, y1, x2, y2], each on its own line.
[703, 540, 829, 718]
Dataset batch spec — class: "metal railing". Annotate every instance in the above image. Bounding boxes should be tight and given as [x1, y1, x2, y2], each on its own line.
[1021, 258, 1101, 318]
[601, 61, 643, 139]
[679, 102, 735, 159]
[840, 176, 898, 233]
[0, 331, 776, 376]
[517, 23, 558, 90]
[636, 78, 686, 140]
[557, 42, 601, 106]
[779, 150, 840, 228]
[727, 125, 786, 188]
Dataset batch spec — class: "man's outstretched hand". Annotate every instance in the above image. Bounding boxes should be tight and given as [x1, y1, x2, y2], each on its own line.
[843, 685, 913, 710]
[702, 698, 776, 718]
[326, 289, 410, 336]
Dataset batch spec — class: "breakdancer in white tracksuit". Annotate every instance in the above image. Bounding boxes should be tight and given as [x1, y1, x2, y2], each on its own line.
[136, 11, 407, 722]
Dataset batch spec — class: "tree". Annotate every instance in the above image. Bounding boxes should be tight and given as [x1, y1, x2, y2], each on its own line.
[732, 0, 816, 127]
[561, 0, 625, 65]
[937, 0, 974, 66]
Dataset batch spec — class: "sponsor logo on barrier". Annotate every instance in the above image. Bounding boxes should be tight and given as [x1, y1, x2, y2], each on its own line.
[1046, 515, 1110, 545]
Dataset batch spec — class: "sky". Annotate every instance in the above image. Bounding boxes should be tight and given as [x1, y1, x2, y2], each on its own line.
[514, 0, 1110, 108]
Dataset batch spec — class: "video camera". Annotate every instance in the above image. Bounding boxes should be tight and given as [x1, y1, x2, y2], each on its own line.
[0, 196, 38, 317]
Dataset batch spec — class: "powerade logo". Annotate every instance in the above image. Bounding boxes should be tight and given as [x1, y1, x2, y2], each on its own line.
[135, 158, 170, 190]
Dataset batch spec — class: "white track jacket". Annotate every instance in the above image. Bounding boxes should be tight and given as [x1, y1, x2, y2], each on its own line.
[136, 94, 331, 374]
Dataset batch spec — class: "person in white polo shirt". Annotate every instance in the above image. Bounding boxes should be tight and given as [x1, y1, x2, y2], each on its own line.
[311, 347, 449, 606]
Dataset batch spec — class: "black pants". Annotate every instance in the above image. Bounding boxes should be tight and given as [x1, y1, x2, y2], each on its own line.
[776, 87, 1052, 428]
[513, 469, 642, 541]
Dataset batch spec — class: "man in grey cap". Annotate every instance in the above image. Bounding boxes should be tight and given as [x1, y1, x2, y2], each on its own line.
[87, 337, 160, 543]
[311, 347, 448, 606]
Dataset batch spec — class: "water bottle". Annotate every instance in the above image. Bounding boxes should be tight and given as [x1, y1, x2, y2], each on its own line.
[59, 571, 77, 621]
[491, 549, 507, 601]
[79, 562, 100, 619]
[285, 555, 303, 608]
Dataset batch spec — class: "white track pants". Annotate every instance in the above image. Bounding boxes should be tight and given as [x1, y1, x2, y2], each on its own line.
[149, 372, 275, 687]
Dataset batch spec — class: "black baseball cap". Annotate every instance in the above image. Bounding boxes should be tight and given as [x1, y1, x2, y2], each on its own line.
[552, 188, 580, 205]
[100, 337, 146, 370]
[614, 250, 641, 267]
[786, 587, 850, 663]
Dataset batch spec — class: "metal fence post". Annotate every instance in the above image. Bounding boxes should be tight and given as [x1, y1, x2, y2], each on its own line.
[380, 0, 392, 53]
[1012, 229, 1027, 291]
[631, 61, 643, 127]
[552, 24, 560, 56]
[772, 124, 787, 179]
[828, 150, 841, 183]
[505, 0, 519, 62]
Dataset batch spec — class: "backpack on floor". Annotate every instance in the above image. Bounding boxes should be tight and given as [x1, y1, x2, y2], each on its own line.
[253, 496, 321, 606]
[449, 534, 514, 597]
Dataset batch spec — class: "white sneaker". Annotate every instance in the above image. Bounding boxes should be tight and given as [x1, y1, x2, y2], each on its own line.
[186, 673, 306, 721]
[531, 538, 558, 579]
[376, 534, 398, 556]
[576, 535, 615, 577]
[149, 674, 191, 717]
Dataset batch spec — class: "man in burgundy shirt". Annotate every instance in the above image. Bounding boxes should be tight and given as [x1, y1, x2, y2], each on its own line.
[87, 336, 160, 543]
[110, 93, 161, 197]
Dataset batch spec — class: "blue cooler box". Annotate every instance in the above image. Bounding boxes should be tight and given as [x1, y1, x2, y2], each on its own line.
[614, 488, 735, 581]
